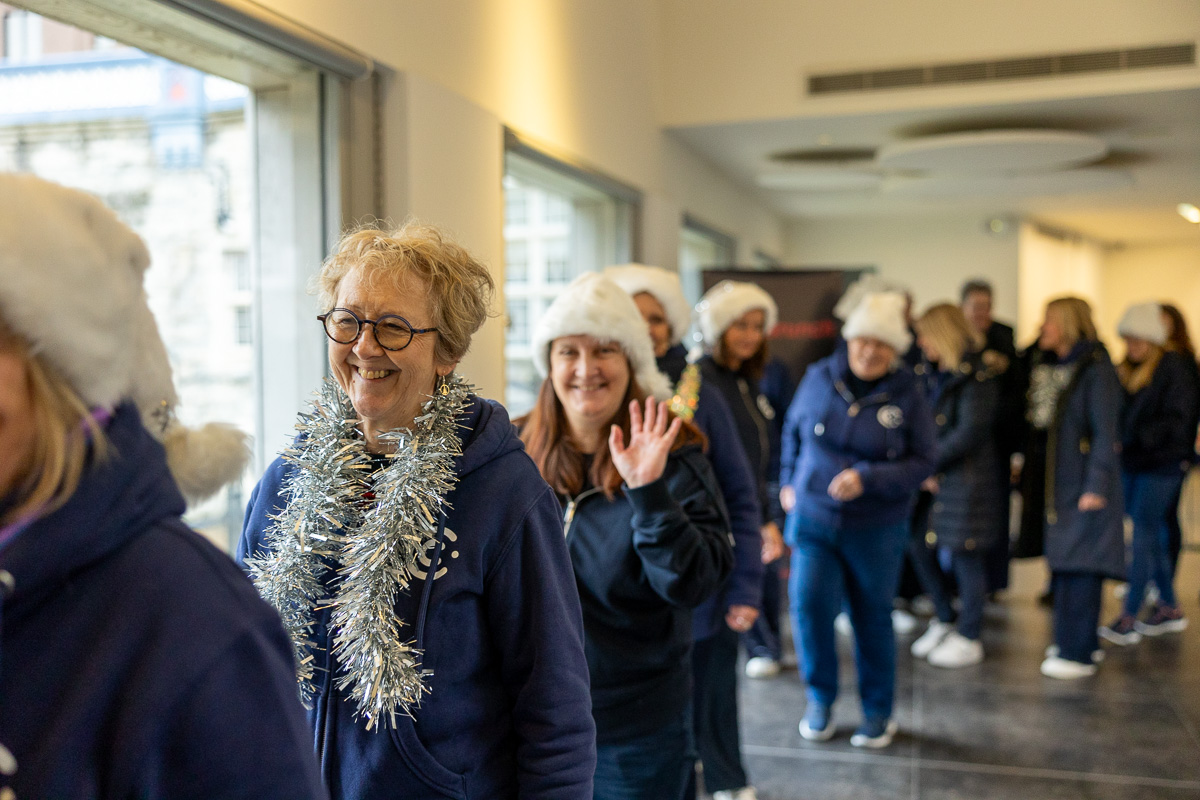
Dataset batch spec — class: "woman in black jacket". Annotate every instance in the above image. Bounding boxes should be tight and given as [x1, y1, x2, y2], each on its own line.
[519, 273, 733, 800]
[1100, 303, 1197, 644]
[908, 304, 1006, 669]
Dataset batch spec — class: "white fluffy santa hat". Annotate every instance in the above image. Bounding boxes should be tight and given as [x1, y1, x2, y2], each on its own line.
[603, 263, 693, 346]
[532, 272, 673, 400]
[841, 291, 913, 353]
[696, 280, 779, 348]
[0, 173, 249, 504]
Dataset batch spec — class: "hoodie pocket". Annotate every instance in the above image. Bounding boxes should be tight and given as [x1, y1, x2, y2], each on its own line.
[388, 719, 468, 799]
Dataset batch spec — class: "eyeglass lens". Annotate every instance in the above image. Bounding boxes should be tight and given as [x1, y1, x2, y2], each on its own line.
[323, 309, 414, 350]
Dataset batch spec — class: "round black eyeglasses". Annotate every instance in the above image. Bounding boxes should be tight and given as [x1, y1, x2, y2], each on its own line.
[318, 308, 438, 351]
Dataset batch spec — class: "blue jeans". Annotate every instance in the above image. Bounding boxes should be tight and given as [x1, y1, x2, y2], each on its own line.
[907, 538, 987, 640]
[1052, 571, 1103, 663]
[594, 704, 694, 800]
[1123, 469, 1185, 614]
[787, 514, 909, 721]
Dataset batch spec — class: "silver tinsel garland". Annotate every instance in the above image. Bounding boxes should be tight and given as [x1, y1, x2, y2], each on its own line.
[246, 374, 472, 729]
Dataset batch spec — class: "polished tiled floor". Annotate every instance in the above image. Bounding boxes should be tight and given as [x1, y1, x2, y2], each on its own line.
[730, 552, 1200, 800]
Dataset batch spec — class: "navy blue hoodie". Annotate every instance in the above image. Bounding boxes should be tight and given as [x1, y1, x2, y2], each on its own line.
[238, 396, 595, 800]
[0, 403, 324, 800]
[559, 443, 733, 744]
[781, 350, 937, 531]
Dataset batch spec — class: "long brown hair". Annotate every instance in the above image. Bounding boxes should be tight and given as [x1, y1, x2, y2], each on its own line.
[714, 336, 769, 383]
[518, 371, 706, 500]
[1161, 303, 1195, 357]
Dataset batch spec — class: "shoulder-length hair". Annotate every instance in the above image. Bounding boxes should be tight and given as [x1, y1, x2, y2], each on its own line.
[517, 370, 706, 500]
[1045, 296, 1098, 349]
[1162, 303, 1195, 357]
[713, 336, 769, 383]
[915, 303, 983, 371]
[1, 326, 109, 526]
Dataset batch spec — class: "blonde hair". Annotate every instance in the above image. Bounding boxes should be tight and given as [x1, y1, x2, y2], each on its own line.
[1, 326, 108, 526]
[1118, 344, 1164, 394]
[1045, 296, 1098, 349]
[915, 303, 983, 371]
[315, 222, 495, 365]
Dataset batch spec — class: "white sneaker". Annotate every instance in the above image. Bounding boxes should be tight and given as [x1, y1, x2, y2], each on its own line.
[911, 620, 954, 658]
[891, 608, 919, 635]
[1045, 644, 1105, 664]
[744, 656, 780, 679]
[834, 612, 853, 636]
[1040, 656, 1097, 679]
[927, 632, 983, 668]
[713, 788, 758, 800]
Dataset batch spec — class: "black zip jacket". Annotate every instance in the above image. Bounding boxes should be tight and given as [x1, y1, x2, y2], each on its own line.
[1120, 350, 1200, 473]
[562, 443, 733, 744]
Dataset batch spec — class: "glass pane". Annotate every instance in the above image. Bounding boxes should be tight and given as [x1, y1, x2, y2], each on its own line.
[0, 8, 254, 551]
[503, 152, 633, 416]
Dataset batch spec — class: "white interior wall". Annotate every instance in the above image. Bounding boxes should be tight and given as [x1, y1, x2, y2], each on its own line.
[1099, 241, 1200, 360]
[783, 213, 1020, 326]
[249, 0, 786, 401]
[1016, 223, 1106, 347]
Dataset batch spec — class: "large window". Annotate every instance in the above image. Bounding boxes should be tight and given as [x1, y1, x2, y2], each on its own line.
[0, 1, 371, 552]
[503, 144, 637, 415]
[679, 214, 737, 309]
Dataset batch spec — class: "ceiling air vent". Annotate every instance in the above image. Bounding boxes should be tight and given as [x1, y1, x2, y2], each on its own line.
[807, 42, 1196, 95]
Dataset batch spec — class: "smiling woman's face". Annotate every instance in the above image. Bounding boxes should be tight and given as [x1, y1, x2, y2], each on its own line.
[549, 334, 631, 440]
[326, 267, 452, 446]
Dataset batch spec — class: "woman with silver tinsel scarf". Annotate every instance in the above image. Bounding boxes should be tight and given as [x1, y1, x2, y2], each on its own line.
[238, 224, 595, 799]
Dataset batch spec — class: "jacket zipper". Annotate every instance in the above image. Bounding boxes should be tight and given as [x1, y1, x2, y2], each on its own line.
[563, 487, 602, 539]
[738, 378, 770, 477]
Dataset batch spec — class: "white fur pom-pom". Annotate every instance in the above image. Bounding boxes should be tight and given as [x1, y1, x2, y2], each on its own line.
[162, 422, 252, 505]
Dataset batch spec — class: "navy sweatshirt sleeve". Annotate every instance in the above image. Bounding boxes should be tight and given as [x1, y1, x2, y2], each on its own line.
[482, 484, 596, 799]
[936, 374, 999, 470]
[624, 451, 735, 609]
[779, 374, 811, 489]
[693, 385, 764, 611]
[854, 387, 938, 500]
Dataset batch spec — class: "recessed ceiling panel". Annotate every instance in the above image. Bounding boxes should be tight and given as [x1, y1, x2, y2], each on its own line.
[882, 167, 1133, 198]
[876, 130, 1109, 172]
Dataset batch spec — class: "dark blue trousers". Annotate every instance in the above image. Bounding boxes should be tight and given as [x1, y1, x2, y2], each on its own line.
[744, 561, 782, 660]
[908, 538, 988, 640]
[594, 704, 694, 800]
[1051, 571, 1103, 664]
[1123, 469, 1185, 613]
[686, 625, 748, 797]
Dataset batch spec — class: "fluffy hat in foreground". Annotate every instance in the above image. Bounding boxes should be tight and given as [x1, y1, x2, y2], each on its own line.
[0, 172, 249, 504]
[532, 272, 673, 400]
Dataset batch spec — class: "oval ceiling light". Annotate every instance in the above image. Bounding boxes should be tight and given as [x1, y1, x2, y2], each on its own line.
[757, 167, 882, 192]
[876, 129, 1109, 173]
[1178, 203, 1200, 223]
[882, 167, 1133, 198]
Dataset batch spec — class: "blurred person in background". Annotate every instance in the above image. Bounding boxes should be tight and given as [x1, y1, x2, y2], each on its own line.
[1099, 303, 1196, 645]
[606, 264, 764, 800]
[696, 281, 789, 680]
[780, 292, 936, 748]
[1014, 297, 1125, 679]
[1159, 303, 1200, 582]
[908, 304, 1006, 669]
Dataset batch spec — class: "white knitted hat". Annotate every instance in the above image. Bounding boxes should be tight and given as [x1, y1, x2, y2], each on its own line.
[841, 291, 913, 353]
[696, 280, 779, 348]
[603, 263, 692, 346]
[834, 273, 905, 321]
[1117, 302, 1167, 345]
[0, 173, 249, 504]
[532, 272, 673, 401]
